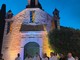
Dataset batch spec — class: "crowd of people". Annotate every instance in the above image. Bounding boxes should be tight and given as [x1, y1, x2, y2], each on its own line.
[15, 52, 79, 60]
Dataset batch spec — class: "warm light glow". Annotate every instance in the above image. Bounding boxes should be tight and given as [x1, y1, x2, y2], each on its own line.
[42, 25, 54, 57]
[51, 21, 55, 30]
[10, 22, 13, 32]
[3, 11, 25, 60]
[32, 11, 35, 22]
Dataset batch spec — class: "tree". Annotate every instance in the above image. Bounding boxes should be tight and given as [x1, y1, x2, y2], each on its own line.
[0, 4, 6, 54]
[48, 26, 80, 57]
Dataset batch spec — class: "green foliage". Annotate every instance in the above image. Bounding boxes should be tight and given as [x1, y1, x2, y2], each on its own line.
[48, 26, 80, 57]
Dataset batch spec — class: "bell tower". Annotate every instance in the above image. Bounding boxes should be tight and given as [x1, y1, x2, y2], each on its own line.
[28, 0, 38, 8]
[28, 0, 38, 6]
[53, 8, 60, 30]
[27, 0, 42, 9]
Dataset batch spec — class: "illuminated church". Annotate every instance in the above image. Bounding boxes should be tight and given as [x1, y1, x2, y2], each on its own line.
[1, 0, 60, 60]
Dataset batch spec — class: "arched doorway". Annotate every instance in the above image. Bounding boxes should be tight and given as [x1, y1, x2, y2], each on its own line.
[24, 42, 40, 59]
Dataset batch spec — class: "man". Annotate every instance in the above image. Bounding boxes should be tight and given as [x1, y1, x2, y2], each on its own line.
[54, 53, 58, 60]
[59, 54, 66, 60]
[67, 53, 75, 60]
[42, 53, 49, 60]
[15, 53, 21, 60]
[49, 52, 58, 60]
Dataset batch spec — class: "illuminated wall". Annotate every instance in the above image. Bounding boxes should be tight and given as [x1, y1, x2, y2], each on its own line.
[2, 8, 55, 60]
[42, 32, 54, 57]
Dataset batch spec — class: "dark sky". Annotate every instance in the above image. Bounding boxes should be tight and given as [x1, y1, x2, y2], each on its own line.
[0, 0, 80, 29]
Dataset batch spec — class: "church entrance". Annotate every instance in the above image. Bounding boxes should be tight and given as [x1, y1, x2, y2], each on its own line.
[24, 42, 40, 59]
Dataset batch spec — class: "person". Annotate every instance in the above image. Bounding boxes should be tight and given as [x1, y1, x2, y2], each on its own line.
[42, 53, 49, 60]
[59, 54, 66, 60]
[25, 55, 33, 60]
[0, 54, 4, 60]
[67, 53, 75, 60]
[54, 53, 58, 60]
[75, 56, 79, 60]
[15, 53, 21, 60]
[49, 52, 58, 60]
[49, 52, 54, 60]
[33, 53, 41, 60]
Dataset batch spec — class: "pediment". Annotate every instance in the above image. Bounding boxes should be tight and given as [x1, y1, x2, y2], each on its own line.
[11, 8, 52, 25]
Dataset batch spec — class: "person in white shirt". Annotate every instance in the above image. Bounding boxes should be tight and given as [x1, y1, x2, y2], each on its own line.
[25, 55, 33, 60]
[54, 53, 58, 60]
[42, 53, 49, 60]
[15, 53, 21, 60]
[33, 53, 41, 60]
[49, 52, 55, 60]
[25, 57, 32, 60]
[49, 52, 58, 60]
[67, 53, 75, 60]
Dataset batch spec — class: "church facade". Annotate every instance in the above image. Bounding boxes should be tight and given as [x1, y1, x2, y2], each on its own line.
[1, 0, 60, 60]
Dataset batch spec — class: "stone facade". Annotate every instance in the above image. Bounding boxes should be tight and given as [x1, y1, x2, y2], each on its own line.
[2, 8, 55, 60]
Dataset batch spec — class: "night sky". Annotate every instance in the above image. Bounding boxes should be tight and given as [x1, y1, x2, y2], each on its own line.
[0, 0, 80, 29]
